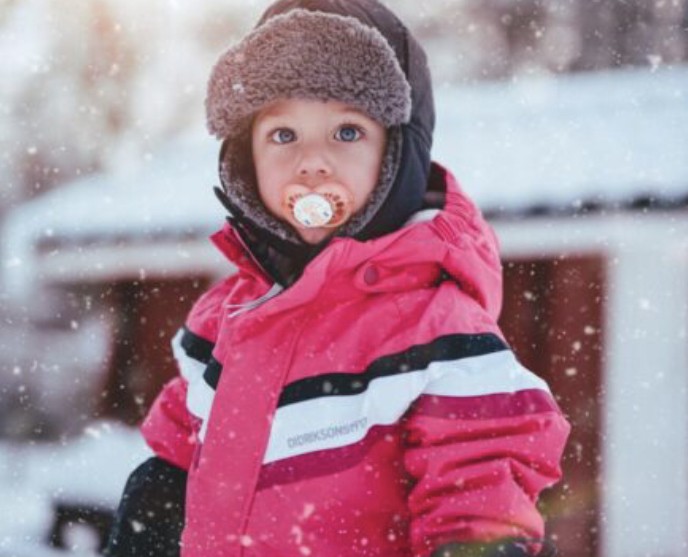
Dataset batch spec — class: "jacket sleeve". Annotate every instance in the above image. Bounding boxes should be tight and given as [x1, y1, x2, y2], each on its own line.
[106, 377, 198, 555]
[141, 374, 202, 471]
[402, 349, 570, 557]
[141, 274, 238, 470]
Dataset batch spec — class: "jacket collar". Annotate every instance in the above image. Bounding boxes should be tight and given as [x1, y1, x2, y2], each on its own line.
[210, 163, 503, 320]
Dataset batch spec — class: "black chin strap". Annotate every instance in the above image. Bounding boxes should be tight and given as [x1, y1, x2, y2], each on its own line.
[213, 132, 437, 286]
[214, 185, 329, 287]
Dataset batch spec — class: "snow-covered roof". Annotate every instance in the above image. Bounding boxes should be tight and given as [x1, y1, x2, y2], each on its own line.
[2, 66, 687, 300]
[434, 64, 688, 213]
[1, 134, 228, 299]
[8, 134, 224, 245]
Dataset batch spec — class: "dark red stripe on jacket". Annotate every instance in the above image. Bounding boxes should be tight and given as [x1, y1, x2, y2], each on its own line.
[256, 425, 398, 490]
[413, 389, 560, 420]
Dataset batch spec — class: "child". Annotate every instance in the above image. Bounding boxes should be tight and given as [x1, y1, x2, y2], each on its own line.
[106, 1, 570, 556]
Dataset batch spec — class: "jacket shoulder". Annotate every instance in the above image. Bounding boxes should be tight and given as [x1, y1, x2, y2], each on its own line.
[184, 272, 249, 344]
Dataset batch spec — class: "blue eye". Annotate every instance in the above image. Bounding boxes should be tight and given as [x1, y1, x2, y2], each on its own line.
[335, 125, 362, 142]
[271, 128, 296, 144]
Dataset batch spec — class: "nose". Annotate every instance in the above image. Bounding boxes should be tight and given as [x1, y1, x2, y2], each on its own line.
[295, 145, 333, 181]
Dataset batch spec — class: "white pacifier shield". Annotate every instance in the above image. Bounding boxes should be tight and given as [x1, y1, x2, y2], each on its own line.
[293, 193, 334, 228]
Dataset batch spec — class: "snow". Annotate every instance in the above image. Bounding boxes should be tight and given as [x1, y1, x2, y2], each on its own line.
[1, 132, 225, 302]
[0, 421, 151, 556]
[5, 133, 222, 241]
[0, 0, 262, 215]
[434, 64, 688, 211]
[0, 0, 51, 100]
[0, 313, 114, 438]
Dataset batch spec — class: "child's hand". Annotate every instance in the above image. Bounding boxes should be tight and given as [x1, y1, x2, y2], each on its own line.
[430, 538, 557, 557]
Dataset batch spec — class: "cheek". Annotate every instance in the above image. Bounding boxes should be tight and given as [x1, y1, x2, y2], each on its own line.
[350, 147, 385, 207]
[253, 148, 291, 185]
[253, 157, 284, 215]
[256, 176, 282, 214]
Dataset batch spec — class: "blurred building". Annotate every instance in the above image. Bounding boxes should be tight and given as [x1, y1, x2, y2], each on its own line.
[395, 0, 688, 82]
[1, 1, 688, 556]
[4, 65, 688, 557]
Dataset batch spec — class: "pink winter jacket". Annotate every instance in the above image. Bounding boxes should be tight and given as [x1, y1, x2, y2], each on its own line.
[141, 165, 570, 557]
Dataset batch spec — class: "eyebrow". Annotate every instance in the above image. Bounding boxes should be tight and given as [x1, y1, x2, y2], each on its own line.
[336, 106, 371, 119]
[256, 104, 290, 119]
[328, 106, 374, 120]
[257, 103, 370, 121]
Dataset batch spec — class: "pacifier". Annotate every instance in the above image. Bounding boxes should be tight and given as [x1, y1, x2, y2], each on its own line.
[282, 184, 353, 229]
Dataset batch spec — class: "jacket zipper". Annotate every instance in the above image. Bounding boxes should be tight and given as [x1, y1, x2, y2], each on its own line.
[236, 309, 313, 556]
[225, 283, 284, 318]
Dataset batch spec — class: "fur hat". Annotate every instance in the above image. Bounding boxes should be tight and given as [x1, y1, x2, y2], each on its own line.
[207, 9, 412, 139]
[206, 7, 413, 243]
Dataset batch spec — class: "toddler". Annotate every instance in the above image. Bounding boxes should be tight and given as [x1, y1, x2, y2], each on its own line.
[106, 1, 570, 556]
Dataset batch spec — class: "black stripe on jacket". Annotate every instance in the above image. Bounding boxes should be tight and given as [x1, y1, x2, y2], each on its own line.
[179, 327, 223, 390]
[278, 333, 508, 408]
[182, 329, 508, 404]
[180, 326, 214, 364]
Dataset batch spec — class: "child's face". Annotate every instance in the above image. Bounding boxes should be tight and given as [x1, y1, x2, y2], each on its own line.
[252, 98, 386, 244]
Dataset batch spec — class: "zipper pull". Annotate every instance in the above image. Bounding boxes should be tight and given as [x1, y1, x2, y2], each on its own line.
[227, 283, 284, 318]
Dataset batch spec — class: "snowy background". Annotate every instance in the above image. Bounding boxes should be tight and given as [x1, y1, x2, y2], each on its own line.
[1, 0, 687, 555]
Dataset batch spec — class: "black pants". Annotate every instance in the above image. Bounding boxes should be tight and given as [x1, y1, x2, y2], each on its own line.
[104, 457, 187, 557]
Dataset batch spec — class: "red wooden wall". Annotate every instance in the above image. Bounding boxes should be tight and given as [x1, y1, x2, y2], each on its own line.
[500, 255, 605, 557]
[97, 277, 211, 425]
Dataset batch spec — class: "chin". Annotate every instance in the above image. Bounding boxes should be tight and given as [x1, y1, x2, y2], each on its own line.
[298, 228, 333, 245]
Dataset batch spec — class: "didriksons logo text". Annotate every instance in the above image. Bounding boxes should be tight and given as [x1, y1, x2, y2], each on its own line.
[287, 418, 368, 448]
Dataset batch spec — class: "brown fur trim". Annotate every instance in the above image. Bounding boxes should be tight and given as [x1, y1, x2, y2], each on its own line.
[206, 9, 411, 139]
[219, 126, 402, 243]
